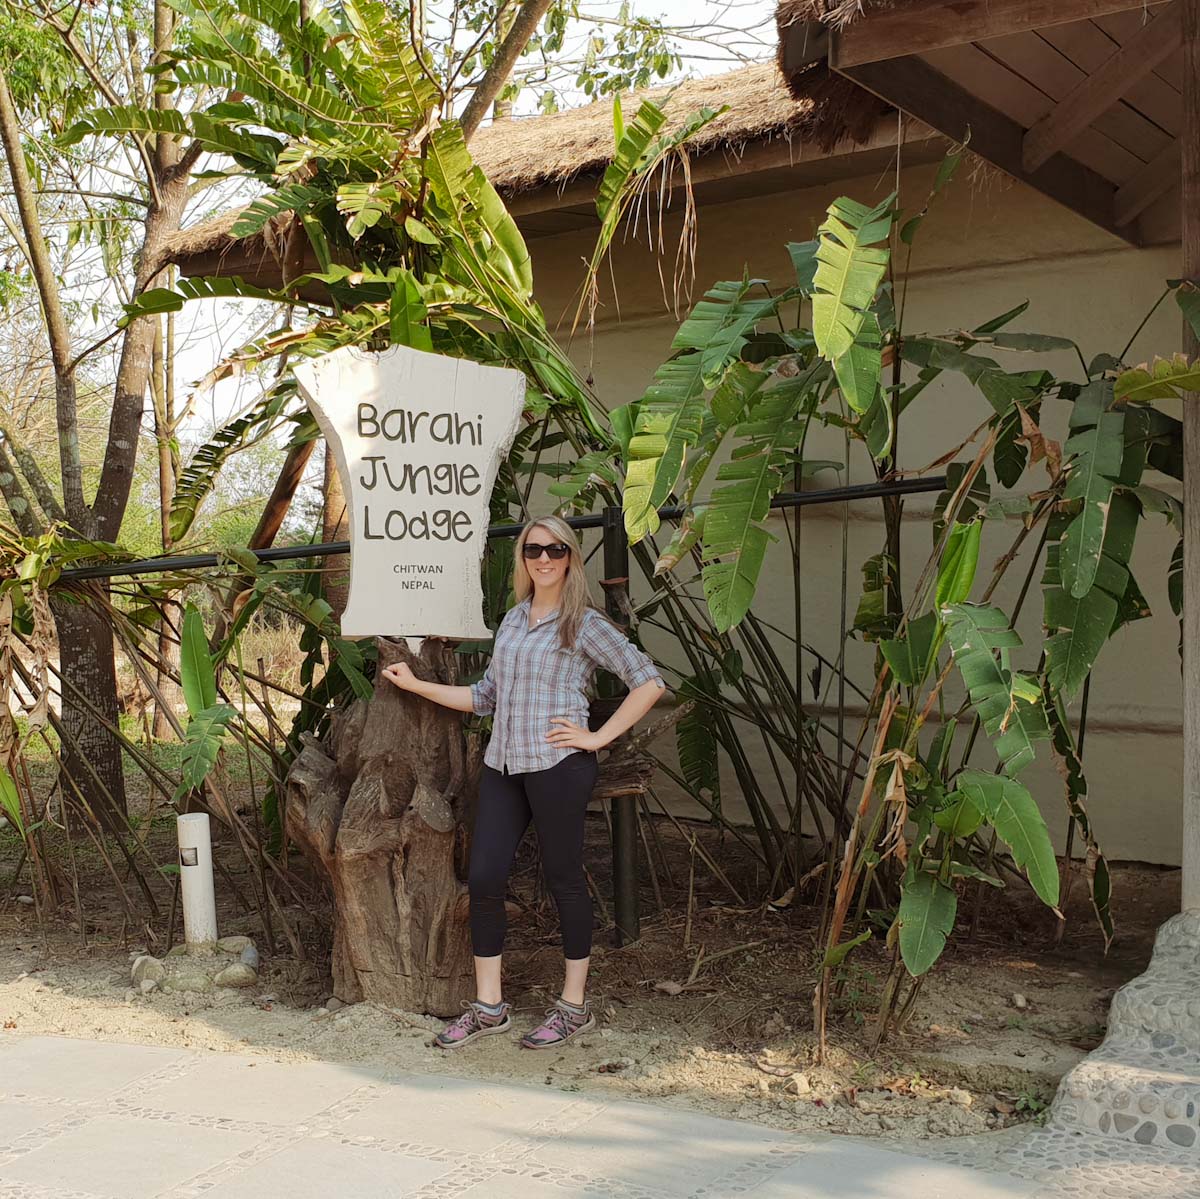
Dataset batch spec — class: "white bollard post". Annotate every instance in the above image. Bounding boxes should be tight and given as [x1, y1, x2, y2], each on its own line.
[176, 813, 219, 945]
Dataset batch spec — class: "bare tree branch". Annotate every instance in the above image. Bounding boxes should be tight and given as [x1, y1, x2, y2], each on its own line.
[0, 423, 66, 526]
[0, 65, 87, 523]
[0, 440, 44, 538]
[459, 0, 555, 142]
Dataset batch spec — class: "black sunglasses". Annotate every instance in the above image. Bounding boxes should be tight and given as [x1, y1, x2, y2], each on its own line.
[522, 541, 570, 561]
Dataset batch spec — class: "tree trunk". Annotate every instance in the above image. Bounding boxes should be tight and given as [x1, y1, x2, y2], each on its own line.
[284, 637, 478, 1015]
[322, 441, 351, 621]
[152, 612, 183, 741]
[51, 596, 128, 827]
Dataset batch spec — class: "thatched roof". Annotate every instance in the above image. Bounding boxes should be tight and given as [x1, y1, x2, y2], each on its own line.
[471, 60, 879, 195]
[777, 0, 896, 27]
[156, 59, 890, 275]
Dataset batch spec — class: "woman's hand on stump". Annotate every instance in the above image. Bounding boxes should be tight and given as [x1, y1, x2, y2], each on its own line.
[546, 717, 603, 752]
[382, 661, 420, 692]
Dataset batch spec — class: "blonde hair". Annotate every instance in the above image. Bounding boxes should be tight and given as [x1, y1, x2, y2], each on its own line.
[513, 515, 595, 649]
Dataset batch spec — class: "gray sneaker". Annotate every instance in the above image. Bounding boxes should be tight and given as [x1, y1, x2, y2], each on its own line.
[434, 1001, 512, 1049]
[520, 1000, 596, 1050]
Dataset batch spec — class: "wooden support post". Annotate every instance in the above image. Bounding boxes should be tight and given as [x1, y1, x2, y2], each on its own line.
[1182, 0, 1200, 912]
[602, 505, 640, 944]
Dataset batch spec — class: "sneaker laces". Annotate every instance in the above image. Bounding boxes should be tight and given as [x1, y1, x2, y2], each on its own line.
[447, 1001, 488, 1035]
[543, 1002, 585, 1037]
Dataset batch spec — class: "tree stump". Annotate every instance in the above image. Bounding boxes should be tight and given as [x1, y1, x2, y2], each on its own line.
[284, 637, 478, 1016]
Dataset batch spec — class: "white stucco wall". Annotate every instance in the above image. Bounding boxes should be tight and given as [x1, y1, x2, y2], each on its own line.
[525, 158, 1184, 867]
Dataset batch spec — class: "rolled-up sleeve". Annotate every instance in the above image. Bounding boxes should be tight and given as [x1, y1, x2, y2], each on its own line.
[579, 612, 665, 692]
[470, 660, 498, 715]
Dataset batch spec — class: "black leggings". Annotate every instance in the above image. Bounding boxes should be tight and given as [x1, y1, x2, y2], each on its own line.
[468, 752, 598, 960]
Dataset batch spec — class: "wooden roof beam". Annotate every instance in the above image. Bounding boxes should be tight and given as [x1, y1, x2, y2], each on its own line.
[834, 0, 1169, 69]
[1023, 2, 1181, 173]
[1114, 138, 1182, 225]
[834, 51, 1137, 245]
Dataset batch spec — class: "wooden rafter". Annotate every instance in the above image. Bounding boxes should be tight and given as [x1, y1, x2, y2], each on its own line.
[1114, 138, 1182, 226]
[834, 51, 1137, 244]
[834, 0, 1169, 69]
[1023, 2, 1182, 173]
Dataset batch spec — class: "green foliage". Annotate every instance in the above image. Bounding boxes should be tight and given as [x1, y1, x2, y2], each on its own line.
[1060, 381, 1124, 599]
[951, 771, 1059, 907]
[941, 603, 1049, 777]
[0, 763, 25, 835]
[898, 872, 957, 977]
[1114, 354, 1200, 403]
[174, 703, 237, 800]
[701, 377, 808, 632]
[676, 675, 721, 807]
[621, 279, 781, 542]
[811, 194, 894, 363]
[170, 388, 293, 543]
[180, 603, 218, 717]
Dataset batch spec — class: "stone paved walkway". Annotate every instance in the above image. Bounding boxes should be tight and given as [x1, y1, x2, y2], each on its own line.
[0, 1034, 1194, 1198]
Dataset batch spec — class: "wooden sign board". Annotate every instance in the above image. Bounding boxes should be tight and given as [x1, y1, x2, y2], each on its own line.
[294, 344, 525, 639]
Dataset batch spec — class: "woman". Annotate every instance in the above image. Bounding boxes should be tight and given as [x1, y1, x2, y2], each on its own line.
[382, 515, 665, 1050]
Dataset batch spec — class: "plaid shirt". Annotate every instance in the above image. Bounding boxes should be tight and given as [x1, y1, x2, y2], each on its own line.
[470, 599, 664, 774]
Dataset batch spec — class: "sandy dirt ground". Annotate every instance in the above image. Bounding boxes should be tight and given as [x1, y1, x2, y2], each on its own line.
[0, 810, 1179, 1144]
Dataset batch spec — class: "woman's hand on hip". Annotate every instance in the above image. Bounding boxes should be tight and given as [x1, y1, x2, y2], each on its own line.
[546, 718, 603, 752]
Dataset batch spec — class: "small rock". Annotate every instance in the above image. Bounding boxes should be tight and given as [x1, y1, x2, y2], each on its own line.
[600, 1028, 614, 1039]
[785, 1073, 812, 1096]
[757, 1078, 771, 1096]
[218, 935, 253, 954]
[653, 980, 683, 996]
[164, 974, 212, 994]
[139, 978, 159, 995]
[15, 895, 33, 906]
[214, 962, 258, 989]
[239, 945, 260, 971]
[131, 955, 165, 988]
[1011, 993, 1028, 1010]
[878, 1116, 897, 1131]
[314, 1007, 328, 1017]
[326, 997, 345, 1012]
[123, 988, 136, 1002]
[166, 944, 189, 958]
[946, 1088, 973, 1108]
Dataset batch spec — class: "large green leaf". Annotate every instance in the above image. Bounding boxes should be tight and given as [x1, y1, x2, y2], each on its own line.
[676, 675, 722, 807]
[622, 279, 781, 542]
[0, 763, 24, 835]
[1043, 492, 1138, 698]
[811, 193, 894, 362]
[1060, 380, 1124, 599]
[1114, 353, 1200, 403]
[880, 611, 938, 687]
[898, 871, 957, 977]
[61, 104, 190, 144]
[389, 269, 433, 352]
[230, 183, 326, 237]
[941, 602, 1049, 776]
[180, 604, 218, 718]
[700, 380, 806, 631]
[170, 387, 292, 543]
[833, 309, 881, 413]
[174, 703, 237, 800]
[952, 770, 1060, 907]
[936, 521, 981, 607]
[121, 275, 292, 325]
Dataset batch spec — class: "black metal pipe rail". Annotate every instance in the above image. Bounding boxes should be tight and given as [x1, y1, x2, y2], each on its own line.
[59, 475, 947, 582]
